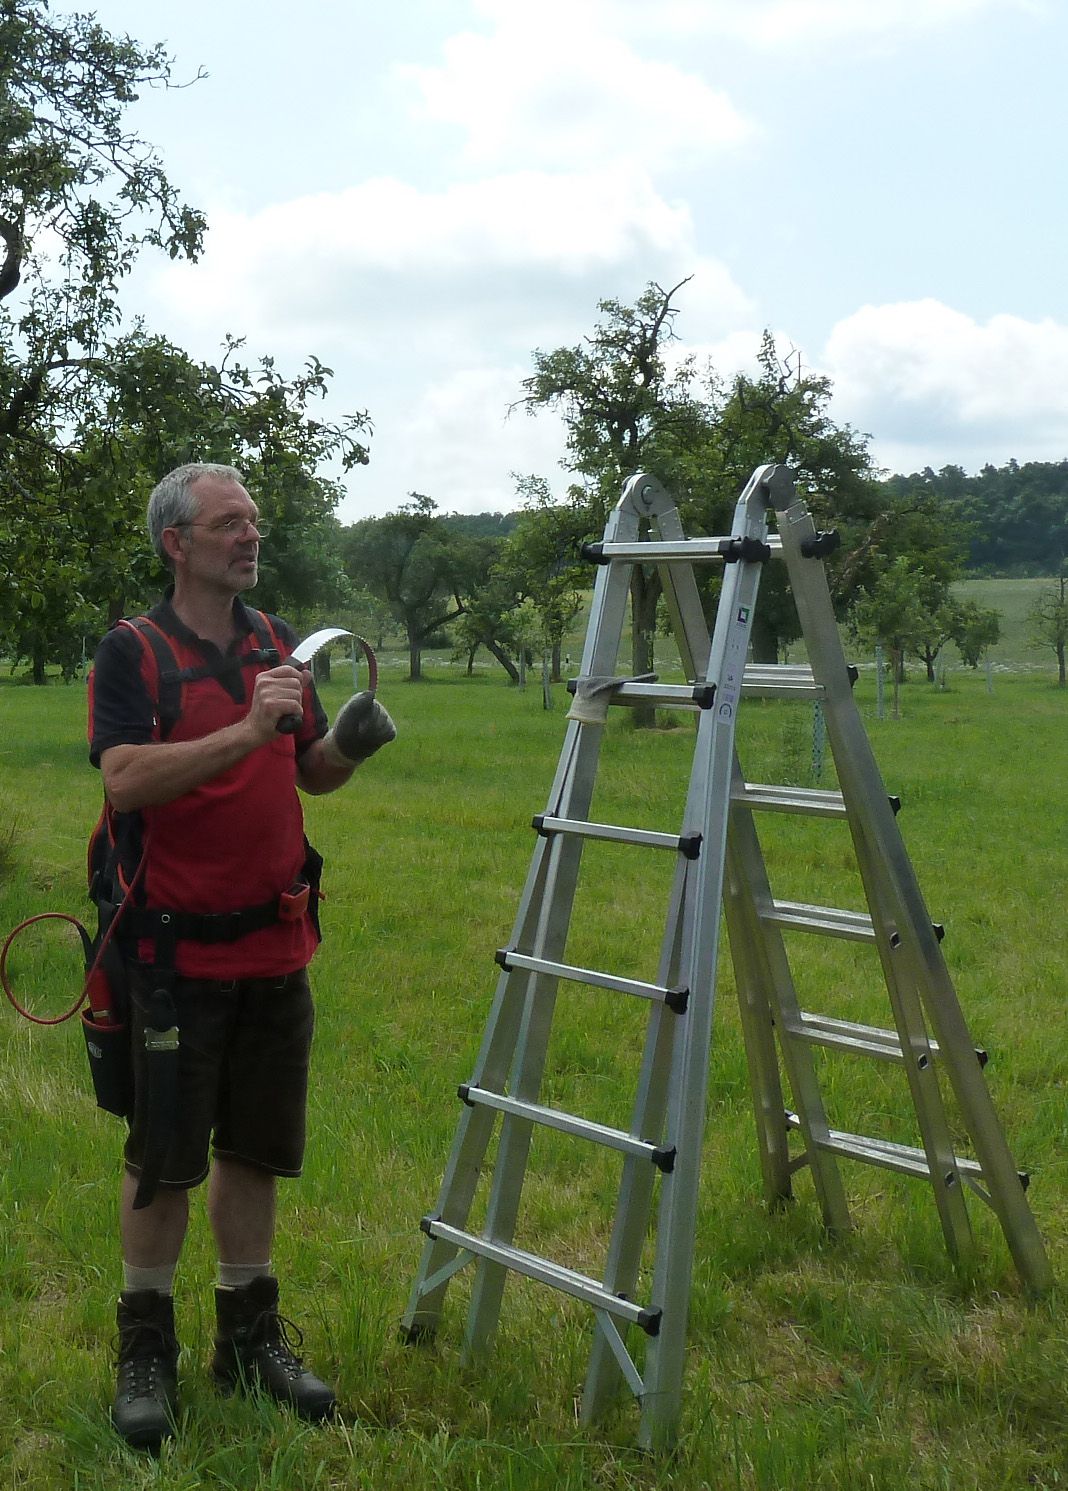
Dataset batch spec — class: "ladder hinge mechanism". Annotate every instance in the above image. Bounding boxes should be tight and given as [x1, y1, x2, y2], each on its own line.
[800, 529, 841, 559]
[718, 535, 771, 564]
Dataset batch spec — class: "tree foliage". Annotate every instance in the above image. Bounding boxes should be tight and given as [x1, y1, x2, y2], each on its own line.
[0, 3, 371, 677]
[1028, 572, 1068, 686]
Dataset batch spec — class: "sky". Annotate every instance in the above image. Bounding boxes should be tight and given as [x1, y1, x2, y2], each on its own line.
[81, 0, 1068, 524]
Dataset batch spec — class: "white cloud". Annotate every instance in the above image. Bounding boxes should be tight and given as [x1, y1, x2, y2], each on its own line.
[598, 0, 1037, 46]
[823, 299, 1068, 471]
[399, 3, 752, 172]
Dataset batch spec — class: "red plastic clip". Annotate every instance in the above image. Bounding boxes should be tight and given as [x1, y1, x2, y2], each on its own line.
[278, 882, 311, 922]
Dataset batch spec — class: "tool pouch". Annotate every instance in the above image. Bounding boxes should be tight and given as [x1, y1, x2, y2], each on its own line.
[80, 908, 133, 1120]
[81, 1007, 133, 1119]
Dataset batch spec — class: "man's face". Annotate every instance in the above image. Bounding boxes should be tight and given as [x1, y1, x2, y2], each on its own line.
[173, 476, 264, 595]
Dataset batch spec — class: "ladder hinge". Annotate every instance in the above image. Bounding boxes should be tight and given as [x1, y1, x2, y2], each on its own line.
[458, 1084, 474, 1106]
[665, 986, 690, 1014]
[495, 947, 513, 970]
[581, 541, 606, 564]
[718, 535, 771, 564]
[692, 684, 716, 709]
[532, 814, 551, 836]
[651, 1145, 677, 1173]
[678, 833, 703, 860]
[800, 529, 841, 559]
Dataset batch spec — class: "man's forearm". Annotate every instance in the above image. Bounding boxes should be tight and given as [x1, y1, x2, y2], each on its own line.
[100, 720, 263, 811]
[296, 738, 356, 796]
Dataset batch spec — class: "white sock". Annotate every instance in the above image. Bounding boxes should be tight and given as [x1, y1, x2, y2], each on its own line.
[217, 1261, 273, 1290]
[122, 1261, 177, 1297]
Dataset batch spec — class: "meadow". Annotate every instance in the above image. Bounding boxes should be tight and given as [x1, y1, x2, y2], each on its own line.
[0, 610, 1066, 1490]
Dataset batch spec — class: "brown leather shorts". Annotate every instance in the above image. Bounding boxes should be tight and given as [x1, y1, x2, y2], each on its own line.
[123, 965, 314, 1189]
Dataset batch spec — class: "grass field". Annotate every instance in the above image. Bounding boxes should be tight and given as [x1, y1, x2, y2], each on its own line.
[0, 636, 1066, 1489]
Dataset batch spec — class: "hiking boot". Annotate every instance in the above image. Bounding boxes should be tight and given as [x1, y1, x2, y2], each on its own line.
[211, 1276, 336, 1422]
[111, 1290, 179, 1452]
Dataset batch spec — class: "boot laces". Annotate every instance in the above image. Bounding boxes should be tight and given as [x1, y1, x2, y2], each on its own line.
[251, 1307, 307, 1379]
[113, 1324, 176, 1400]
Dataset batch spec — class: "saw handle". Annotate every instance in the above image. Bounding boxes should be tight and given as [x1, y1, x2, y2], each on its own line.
[275, 635, 378, 735]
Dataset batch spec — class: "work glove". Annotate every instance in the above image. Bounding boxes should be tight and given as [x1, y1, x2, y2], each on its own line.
[321, 691, 397, 768]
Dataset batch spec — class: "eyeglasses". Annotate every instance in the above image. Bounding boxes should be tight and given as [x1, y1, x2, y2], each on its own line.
[175, 517, 271, 540]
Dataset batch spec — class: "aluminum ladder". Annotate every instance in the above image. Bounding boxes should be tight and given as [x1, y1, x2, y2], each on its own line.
[402, 464, 1051, 1450]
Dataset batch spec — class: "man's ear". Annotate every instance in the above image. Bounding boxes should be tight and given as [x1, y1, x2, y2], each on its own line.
[161, 526, 186, 567]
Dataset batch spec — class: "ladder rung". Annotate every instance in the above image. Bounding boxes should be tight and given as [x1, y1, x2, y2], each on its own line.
[535, 814, 695, 854]
[585, 536, 783, 564]
[740, 665, 824, 700]
[574, 670, 824, 710]
[786, 1115, 983, 1183]
[732, 783, 848, 818]
[420, 1217, 662, 1334]
[761, 900, 878, 942]
[459, 1084, 674, 1169]
[497, 949, 687, 1009]
[783, 1012, 930, 1063]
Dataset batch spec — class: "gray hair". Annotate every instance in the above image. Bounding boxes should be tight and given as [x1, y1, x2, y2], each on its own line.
[147, 462, 246, 567]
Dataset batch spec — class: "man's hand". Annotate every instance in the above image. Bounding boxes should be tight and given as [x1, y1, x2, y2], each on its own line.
[320, 691, 397, 768]
[245, 665, 308, 744]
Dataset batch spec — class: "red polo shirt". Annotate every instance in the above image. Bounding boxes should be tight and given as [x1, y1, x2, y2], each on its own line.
[89, 597, 328, 979]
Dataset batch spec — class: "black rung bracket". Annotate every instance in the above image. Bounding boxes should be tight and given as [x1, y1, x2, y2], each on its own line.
[847, 665, 859, 688]
[665, 986, 690, 1014]
[678, 833, 703, 860]
[581, 541, 607, 564]
[419, 1214, 437, 1236]
[651, 1145, 677, 1173]
[934, 923, 945, 942]
[458, 1083, 475, 1106]
[800, 529, 841, 559]
[636, 1306, 662, 1336]
[692, 684, 717, 709]
[1019, 1171, 1031, 1192]
[718, 535, 772, 564]
[888, 795, 902, 815]
[495, 948, 513, 970]
[532, 814, 553, 836]
[976, 1048, 989, 1068]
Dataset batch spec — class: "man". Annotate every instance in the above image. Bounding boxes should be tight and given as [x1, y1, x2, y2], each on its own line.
[88, 462, 395, 1451]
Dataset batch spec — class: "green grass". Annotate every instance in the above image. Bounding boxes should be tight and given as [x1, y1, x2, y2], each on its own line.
[0, 660, 1066, 1489]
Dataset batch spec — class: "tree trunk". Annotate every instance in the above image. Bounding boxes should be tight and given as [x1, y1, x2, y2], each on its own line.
[924, 645, 936, 682]
[313, 651, 331, 684]
[32, 641, 46, 685]
[630, 567, 661, 728]
[749, 609, 779, 665]
[551, 639, 562, 683]
[1058, 640, 1066, 686]
[891, 646, 902, 719]
[485, 638, 520, 684]
[407, 623, 422, 680]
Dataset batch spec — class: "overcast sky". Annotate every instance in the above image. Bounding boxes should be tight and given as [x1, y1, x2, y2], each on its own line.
[84, 0, 1067, 523]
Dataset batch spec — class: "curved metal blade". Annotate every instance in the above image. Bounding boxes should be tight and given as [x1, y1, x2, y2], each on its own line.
[290, 626, 352, 665]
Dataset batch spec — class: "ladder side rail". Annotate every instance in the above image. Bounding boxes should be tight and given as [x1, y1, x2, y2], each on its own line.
[639, 470, 772, 1449]
[464, 504, 647, 1352]
[581, 854, 696, 1421]
[580, 474, 728, 1417]
[723, 767, 854, 1232]
[772, 482, 1051, 1291]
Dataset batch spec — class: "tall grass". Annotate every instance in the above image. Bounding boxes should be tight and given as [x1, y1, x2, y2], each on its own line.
[0, 662, 1065, 1489]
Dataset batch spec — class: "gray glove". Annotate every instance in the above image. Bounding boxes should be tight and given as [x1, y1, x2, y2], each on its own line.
[321, 691, 397, 768]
